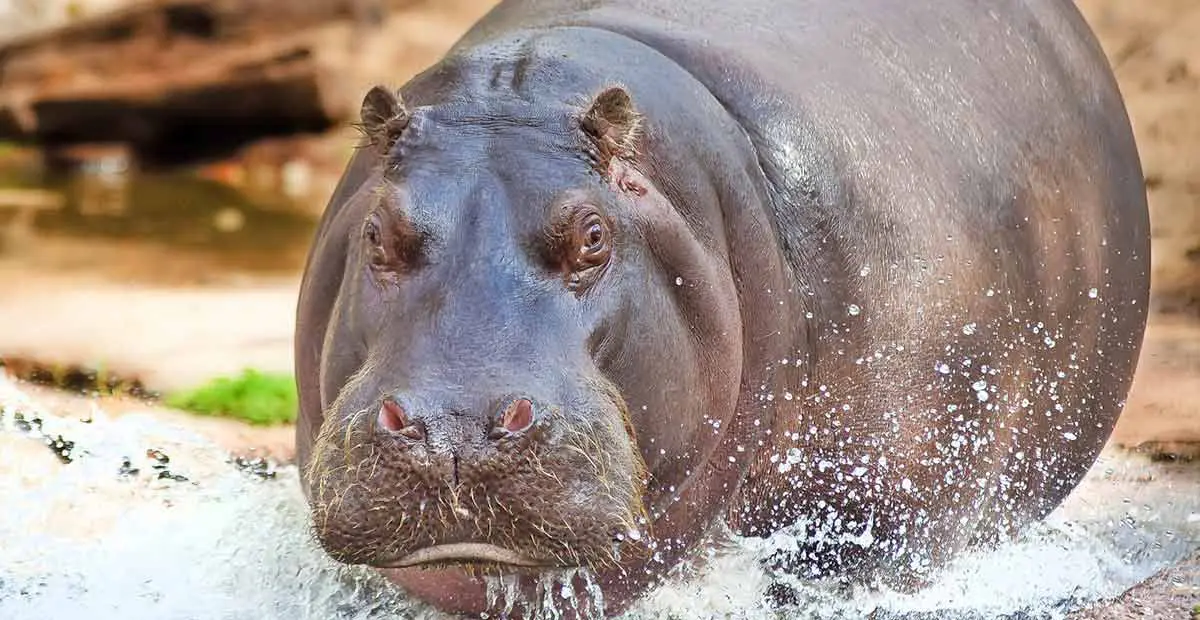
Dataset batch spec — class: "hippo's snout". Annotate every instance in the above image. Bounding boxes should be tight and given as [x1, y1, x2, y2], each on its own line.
[305, 379, 648, 573]
[369, 394, 552, 489]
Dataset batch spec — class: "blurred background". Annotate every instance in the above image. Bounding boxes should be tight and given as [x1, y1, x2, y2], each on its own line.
[0, 0, 1195, 463]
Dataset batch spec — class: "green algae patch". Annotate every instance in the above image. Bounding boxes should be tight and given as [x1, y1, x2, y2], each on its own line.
[166, 369, 297, 426]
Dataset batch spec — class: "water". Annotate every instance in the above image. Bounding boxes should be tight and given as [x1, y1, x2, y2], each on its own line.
[0, 376, 1197, 620]
[0, 155, 318, 284]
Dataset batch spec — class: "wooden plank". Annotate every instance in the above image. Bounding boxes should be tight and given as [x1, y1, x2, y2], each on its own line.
[12, 35, 321, 105]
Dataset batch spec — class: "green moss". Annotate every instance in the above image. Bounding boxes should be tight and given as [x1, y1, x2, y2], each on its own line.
[166, 369, 298, 426]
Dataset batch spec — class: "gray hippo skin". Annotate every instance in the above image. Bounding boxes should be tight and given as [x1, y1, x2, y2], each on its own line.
[293, 0, 1150, 615]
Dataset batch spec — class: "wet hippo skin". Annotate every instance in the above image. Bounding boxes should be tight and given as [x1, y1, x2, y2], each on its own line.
[293, 0, 1151, 616]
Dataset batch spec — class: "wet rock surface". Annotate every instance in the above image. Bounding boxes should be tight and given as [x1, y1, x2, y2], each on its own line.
[1068, 551, 1200, 620]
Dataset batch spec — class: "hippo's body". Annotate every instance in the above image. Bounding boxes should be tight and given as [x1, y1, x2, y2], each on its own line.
[294, 0, 1149, 616]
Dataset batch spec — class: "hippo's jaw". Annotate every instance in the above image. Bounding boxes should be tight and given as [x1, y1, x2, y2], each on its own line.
[303, 381, 650, 575]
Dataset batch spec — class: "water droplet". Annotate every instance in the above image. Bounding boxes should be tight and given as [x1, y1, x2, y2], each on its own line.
[786, 448, 803, 464]
[937, 363, 951, 375]
[1063, 432, 1077, 441]
[972, 380, 988, 391]
[674, 277, 683, 286]
[1087, 287, 1099, 299]
[1044, 337, 1056, 348]
[962, 323, 977, 336]
[848, 304, 861, 316]
[986, 289, 995, 297]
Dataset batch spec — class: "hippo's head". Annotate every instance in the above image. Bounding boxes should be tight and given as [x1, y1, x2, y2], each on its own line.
[297, 68, 746, 607]
[294, 48, 753, 609]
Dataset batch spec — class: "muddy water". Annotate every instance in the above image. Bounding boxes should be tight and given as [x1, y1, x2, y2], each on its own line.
[0, 157, 318, 283]
[0, 376, 1197, 620]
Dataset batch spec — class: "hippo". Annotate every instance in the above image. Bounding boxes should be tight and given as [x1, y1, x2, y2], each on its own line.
[293, 0, 1150, 616]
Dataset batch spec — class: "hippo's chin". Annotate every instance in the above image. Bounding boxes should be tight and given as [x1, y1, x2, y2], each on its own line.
[381, 543, 555, 569]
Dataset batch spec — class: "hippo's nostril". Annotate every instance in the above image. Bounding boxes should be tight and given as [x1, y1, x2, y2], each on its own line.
[498, 398, 535, 435]
[379, 399, 424, 440]
[379, 399, 408, 431]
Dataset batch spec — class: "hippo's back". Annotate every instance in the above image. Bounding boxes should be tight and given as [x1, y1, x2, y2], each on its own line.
[455, 0, 1150, 582]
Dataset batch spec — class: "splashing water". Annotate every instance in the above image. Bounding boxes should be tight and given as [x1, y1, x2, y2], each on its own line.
[482, 567, 607, 619]
[0, 376, 1196, 620]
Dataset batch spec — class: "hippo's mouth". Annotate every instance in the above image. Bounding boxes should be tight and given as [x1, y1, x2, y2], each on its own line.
[383, 543, 552, 568]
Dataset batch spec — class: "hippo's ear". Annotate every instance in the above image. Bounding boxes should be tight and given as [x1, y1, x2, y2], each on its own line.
[357, 85, 410, 152]
[581, 86, 644, 172]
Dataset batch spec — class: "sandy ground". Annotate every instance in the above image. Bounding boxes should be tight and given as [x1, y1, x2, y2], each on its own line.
[1108, 317, 1200, 459]
[0, 263, 299, 394]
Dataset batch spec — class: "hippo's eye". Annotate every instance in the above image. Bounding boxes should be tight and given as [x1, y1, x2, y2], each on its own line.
[364, 220, 386, 268]
[572, 212, 611, 274]
[363, 211, 425, 281]
[581, 215, 607, 257]
[555, 209, 612, 294]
